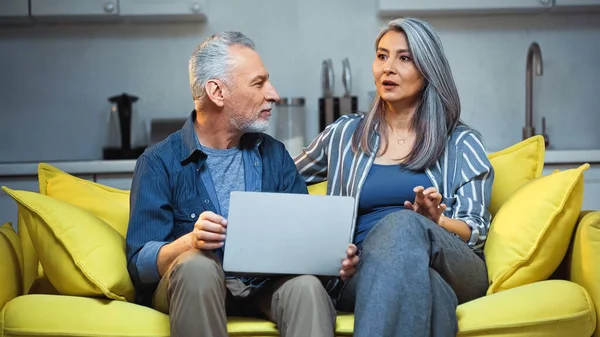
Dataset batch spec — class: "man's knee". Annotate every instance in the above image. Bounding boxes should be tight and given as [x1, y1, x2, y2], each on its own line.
[169, 250, 224, 292]
[278, 275, 329, 305]
[288, 275, 325, 294]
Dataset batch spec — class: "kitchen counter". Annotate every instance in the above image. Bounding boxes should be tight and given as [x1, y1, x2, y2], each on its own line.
[544, 149, 600, 165]
[0, 160, 137, 177]
[0, 149, 599, 177]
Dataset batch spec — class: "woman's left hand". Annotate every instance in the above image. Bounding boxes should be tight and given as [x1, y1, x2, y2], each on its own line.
[340, 244, 359, 282]
[404, 186, 447, 225]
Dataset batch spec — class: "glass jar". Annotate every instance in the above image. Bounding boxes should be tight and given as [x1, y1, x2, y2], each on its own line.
[275, 97, 306, 157]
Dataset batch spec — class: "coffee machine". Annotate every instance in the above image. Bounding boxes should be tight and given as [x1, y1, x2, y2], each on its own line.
[103, 93, 147, 160]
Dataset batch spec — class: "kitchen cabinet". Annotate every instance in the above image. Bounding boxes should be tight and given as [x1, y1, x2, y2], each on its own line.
[0, 0, 30, 22]
[119, 0, 207, 21]
[30, 0, 118, 21]
[555, 0, 600, 6]
[377, 0, 552, 16]
[542, 164, 600, 212]
[94, 173, 133, 191]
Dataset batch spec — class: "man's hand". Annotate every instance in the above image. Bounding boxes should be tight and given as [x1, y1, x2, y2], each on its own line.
[340, 244, 359, 282]
[404, 186, 447, 225]
[191, 211, 228, 250]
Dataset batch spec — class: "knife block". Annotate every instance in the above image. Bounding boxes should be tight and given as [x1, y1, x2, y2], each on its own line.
[318, 96, 358, 132]
[339, 95, 358, 117]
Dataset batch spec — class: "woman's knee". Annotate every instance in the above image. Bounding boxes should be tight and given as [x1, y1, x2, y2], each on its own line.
[366, 210, 429, 242]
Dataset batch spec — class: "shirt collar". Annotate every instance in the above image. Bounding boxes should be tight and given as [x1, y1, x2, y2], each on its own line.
[179, 110, 264, 163]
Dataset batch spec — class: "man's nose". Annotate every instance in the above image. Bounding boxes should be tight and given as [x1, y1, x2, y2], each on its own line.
[265, 81, 280, 102]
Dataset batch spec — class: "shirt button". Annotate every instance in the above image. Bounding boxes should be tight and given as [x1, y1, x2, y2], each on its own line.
[204, 199, 209, 204]
[255, 188, 259, 192]
[254, 161, 259, 166]
[190, 213, 196, 219]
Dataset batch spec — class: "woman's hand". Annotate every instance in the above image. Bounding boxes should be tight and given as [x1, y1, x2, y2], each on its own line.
[405, 186, 473, 241]
[340, 244, 359, 282]
[404, 186, 447, 225]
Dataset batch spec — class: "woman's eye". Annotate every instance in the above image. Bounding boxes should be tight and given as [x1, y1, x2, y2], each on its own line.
[377, 54, 387, 60]
[400, 55, 412, 62]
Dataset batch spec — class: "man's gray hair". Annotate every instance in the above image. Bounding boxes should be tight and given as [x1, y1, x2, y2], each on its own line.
[189, 31, 255, 100]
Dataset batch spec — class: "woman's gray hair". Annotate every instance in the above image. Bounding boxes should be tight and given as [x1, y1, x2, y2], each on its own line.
[189, 31, 255, 100]
[352, 17, 463, 171]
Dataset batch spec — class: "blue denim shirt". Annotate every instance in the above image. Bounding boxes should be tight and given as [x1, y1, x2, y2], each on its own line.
[125, 111, 308, 305]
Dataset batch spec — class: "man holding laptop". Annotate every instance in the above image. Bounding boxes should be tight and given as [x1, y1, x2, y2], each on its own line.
[125, 31, 359, 337]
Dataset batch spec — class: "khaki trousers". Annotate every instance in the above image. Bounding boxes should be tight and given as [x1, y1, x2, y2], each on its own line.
[153, 249, 337, 337]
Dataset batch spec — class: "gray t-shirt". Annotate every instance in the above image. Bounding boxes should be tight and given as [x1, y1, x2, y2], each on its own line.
[202, 145, 245, 219]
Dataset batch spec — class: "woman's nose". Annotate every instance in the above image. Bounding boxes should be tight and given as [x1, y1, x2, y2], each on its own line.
[383, 61, 396, 75]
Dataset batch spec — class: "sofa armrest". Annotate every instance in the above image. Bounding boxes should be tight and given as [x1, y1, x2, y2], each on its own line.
[568, 211, 600, 337]
[0, 222, 23, 309]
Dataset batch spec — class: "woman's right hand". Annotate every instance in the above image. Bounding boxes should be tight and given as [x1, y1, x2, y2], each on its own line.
[404, 186, 447, 225]
[191, 211, 228, 250]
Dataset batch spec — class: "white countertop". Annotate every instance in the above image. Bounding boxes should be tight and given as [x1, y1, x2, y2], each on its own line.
[0, 149, 599, 177]
[0, 160, 137, 177]
[544, 149, 600, 165]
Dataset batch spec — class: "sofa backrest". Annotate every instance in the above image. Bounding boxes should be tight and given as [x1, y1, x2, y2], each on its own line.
[0, 222, 23, 309]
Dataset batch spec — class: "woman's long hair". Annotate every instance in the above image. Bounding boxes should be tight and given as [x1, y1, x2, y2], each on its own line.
[352, 18, 463, 171]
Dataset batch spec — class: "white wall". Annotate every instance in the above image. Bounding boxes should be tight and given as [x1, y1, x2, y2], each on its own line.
[1, 0, 599, 163]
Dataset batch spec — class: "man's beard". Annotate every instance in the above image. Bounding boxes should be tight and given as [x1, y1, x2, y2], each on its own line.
[240, 118, 269, 133]
[231, 105, 272, 133]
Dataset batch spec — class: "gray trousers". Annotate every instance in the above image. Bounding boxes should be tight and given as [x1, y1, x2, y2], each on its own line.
[337, 210, 488, 337]
[153, 249, 337, 337]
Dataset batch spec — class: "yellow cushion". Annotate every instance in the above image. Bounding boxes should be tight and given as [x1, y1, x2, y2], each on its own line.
[484, 164, 589, 294]
[0, 222, 22, 269]
[307, 181, 328, 195]
[568, 211, 600, 337]
[1, 295, 169, 337]
[457, 280, 596, 337]
[487, 135, 545, 217]
[0, 295, 355, 337]
[0, 187, 135, 302]
[16, 211, 42, 294]
[0, 223, 22, 310]
[38, 163, 130, 237]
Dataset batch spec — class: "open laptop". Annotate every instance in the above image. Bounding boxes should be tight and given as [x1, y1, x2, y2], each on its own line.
[222, 191, 355, 277]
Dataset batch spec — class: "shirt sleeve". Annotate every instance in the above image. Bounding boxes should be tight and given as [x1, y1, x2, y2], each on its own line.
[452, 132, 495, 248]
[126, 154, 174, 287]
[294, 122, 336, 184]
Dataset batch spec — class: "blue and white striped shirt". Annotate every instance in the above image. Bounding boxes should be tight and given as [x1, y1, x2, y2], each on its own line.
[294, 114, 494, 249]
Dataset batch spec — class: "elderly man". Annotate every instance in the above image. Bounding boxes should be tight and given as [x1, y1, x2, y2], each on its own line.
[125, 32, 359, 337]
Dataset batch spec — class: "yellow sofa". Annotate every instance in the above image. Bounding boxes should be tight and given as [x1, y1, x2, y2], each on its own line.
[1, 136, 599, 337]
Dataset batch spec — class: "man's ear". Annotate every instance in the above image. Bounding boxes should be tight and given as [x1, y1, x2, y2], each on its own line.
[205, 79, 225, 107]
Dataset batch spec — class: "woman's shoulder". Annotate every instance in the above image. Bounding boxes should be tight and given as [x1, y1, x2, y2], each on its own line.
[324, 112, 365, 137]
[448, 124, 488, 154]
[449, 124, 484, 145]
[333, 112, 364, 127]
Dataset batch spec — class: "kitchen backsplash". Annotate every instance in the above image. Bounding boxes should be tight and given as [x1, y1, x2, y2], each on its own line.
[0, 0, 599, 162]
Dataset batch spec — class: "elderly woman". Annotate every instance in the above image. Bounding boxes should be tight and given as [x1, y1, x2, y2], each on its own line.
[295, 18, 493, 337]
